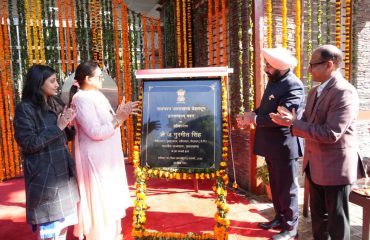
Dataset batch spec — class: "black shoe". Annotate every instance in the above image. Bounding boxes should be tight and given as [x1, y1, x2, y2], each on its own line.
[271, 229, 298, 240]
[258, 218, 281, 230]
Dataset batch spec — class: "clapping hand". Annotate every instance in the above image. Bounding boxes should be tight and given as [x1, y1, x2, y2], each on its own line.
[270, 106, 296, 127]
[116, 97, 140, 122]
[57, 105, 77, 130]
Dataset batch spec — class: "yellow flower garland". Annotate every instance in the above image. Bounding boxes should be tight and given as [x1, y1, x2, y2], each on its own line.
[282, 0, 287, 48]
[176, 0, 182, 67]
[37, 0, 45, 64]
[344, 0, 352, 80]
[335, 0, 341, 48]
[182, 0, 188, 67]
[132, 76, 230, 239]
[25, 0, 34, 65]
[267, 0, 273, 48]
[32, 0, 39, 64]
[295, 0, 301, 78]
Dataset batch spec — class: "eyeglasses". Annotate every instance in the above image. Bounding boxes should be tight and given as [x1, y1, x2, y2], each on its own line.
[309, 60, 328, 68]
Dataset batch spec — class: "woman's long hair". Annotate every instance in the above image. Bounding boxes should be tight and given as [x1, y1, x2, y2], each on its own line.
[68, 61, 98, 107]
[22, 65, 57, 112]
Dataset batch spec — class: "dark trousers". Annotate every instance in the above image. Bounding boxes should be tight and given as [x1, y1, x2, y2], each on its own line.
[265, 157, 299, 231]
[306, 169, 351, 240]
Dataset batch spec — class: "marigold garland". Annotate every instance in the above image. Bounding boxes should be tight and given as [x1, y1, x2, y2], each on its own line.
[149, 17, 156, 68]
[306, 0, 312, 88]
[208, 0, 214, 66]
[317, 0, 323, 45]
[214, 0, 220, 65]
[266, 0, 273, 48]
[176, 0, 182, 67]
[57, 0, 66, 73]
[70, 0, 78, 69]
[335, 0, 341, 48]
[282, 0, 287, 48]
[37, 0, 45, 64]
[187, 0, 193, 67]
[326, 0, 331, 43]
[132, 75, 230, 239]
[95, 0, 103, 66]
[142, 16, 149, 69]
[182, 0, 188, 67]
[32, 0, 40, 64]
[64, 0, 72, 72]
[344, 0, 352, 80]
[156, 19, 163, 68]
[25, 0, 34, 65]
[295, 0, 301, 78]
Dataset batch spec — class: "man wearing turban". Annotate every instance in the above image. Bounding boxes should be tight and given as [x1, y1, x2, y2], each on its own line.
[237, 47, 304, 240]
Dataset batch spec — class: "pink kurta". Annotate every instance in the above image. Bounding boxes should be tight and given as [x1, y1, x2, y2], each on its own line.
[71, 90, 131, 240]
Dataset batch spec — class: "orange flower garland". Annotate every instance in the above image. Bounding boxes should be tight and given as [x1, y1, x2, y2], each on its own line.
[142, 16, 149, 69]
[70, 0, 78, 69]
[267, 0, 273, 48]
[57, 0, 66, 73]
[64, 0, 72, 72]
[221, 0, 227, 65]
[121, 3, 134, 161]
[214, 0, 220, 65]
[2, 0, 19, 178]
[176, 0, 182, 67]
[208, 0, 214, 66]
[282, 0, 288, 48]
[113, 0, 126, 154]
[335, 0, 341, 48]
[95, 0, 103, 66]
[0, 9, 11, 180]
[25, 0, 34, 65]
[150, 17, 155, 68]
[182, 0, 188, 67]
[156, 19, 163, 68]
[295, 0, 301, 78]
[187, 0, 193, 68]
[344, 0, 352, 80]
[32, 0, 40, 64]
[91, 0, 97, 62]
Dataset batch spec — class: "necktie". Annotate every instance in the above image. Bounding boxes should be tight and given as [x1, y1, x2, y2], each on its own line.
[310, 91, 319, 115]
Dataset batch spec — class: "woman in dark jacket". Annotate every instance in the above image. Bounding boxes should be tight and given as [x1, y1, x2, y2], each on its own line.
[14, 65, 79, 240]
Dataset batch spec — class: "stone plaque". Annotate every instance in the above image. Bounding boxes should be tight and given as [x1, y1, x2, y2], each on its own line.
[140, 78, 222, 170]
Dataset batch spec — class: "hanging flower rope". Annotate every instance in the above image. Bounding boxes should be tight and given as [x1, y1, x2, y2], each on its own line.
[282, 0, 287, 48]
[95, 0, 103, 66]
[32, 0, 40, 64]
[150, 17, 155, 68]
[335, 0, 341, 48]
[0, 0, 18, 179]
[57, 0, 66, 73]
[182, 0, 188, 67]
[142, 16, 149, 69]
[70, 0, 78, 69]
[208, 0, 214, 66]
[306, 0, 312, 88]
[25, 0, 34, 65]
[156, 19, 163, 68]
[121, 3, 134, 162]
[214, 0, 220, 65]
[175, 0, 182, 67]
[37, 0, 45, 64]
[64, 0, 72, 73]
[317, 0, 323, 45]
[344, 0, 352, 80]
[91, 0, 98, 63]
[267, 0, 273, 48]
[326, 0, 331, 43]
[295, 0, 301, 78]
[187, 0, 193, 67]
[112, 0, 126, 154]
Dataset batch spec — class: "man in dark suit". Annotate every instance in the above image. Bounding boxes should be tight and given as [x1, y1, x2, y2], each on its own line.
[237, 47, 305, 240]
[271, 45, 366, 240]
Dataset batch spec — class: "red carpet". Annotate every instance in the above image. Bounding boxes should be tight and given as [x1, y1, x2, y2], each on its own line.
[0, 165, 277, 239]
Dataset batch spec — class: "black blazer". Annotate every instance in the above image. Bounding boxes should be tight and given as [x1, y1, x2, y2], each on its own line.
[14, 98, 79, 224]
[253, 70, 305, 160]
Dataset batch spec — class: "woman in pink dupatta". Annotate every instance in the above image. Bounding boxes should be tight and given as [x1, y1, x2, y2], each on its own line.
[68, 61, 139, 240]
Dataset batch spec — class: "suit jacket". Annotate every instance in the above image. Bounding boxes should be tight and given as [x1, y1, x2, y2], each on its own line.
[254, 70, 305, 160]
[292, 72, 363, 185]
